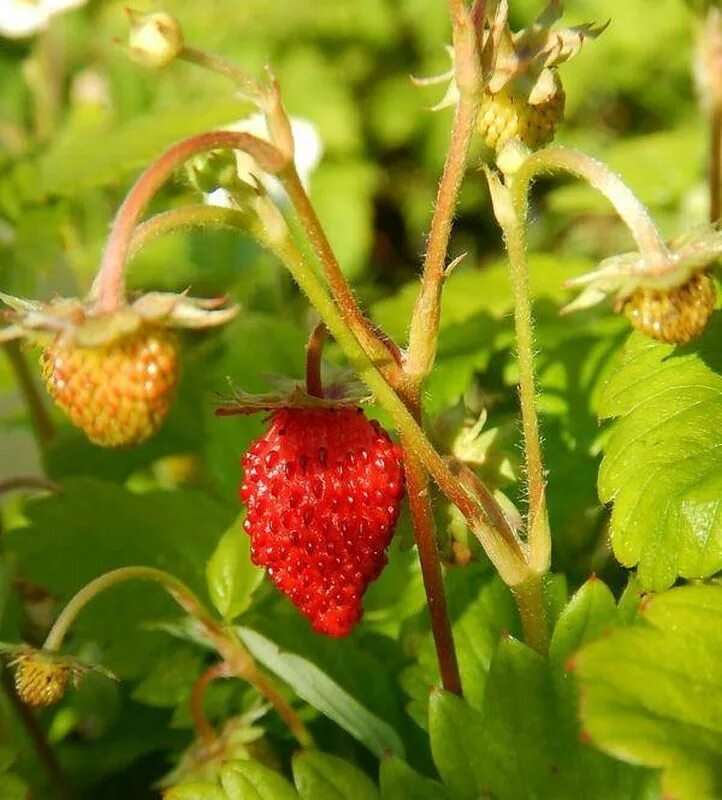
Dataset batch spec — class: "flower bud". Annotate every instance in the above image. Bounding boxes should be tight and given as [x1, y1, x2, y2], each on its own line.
[128, 12, 184, 69]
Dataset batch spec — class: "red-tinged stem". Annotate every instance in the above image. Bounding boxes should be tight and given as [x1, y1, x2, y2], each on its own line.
[305, 322, 327, 398]
[189, 662, 229, 749]
[3, 341, 54, 448]
[402, 445, 461, 694]
[405, 0, 481, 390]
[711, 104, 722, 222]
[280, 169, 404, 390]
[94, 131, 285, 314]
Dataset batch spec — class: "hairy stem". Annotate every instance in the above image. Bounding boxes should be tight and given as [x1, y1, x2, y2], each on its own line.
[511, 571, 550, 655]
[280, 169, 402, 387]
[496, 190, 549, 571]
[406, 0, 481, 388]
[179, 46, 262, 98]
[3, 342, 54, 448]
[41, 566, 313, 748]
[189, 662, 229, 749]
[406, 92, 480, 387]
[512, 147, 670, 263]
[93, 131, 285, 314]
[305, 322, 327, 398]
[711, 105, 722, 222]
[402, 446, 461, 694]
[127, 205, 254, 262]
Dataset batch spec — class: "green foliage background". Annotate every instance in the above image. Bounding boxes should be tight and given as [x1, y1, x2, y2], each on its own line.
[0, 0, 720, 798]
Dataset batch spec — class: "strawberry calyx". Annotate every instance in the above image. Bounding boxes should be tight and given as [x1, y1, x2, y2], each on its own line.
[216, 369, 372, 417]
[0, 289, 238, 347]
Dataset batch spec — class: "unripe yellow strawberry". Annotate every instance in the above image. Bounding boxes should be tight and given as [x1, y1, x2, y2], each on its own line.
[13, 652, 70, 707]
[623, 270, 717, 344]
[40, 326, 179, 447]
[477, 85, 565, 152]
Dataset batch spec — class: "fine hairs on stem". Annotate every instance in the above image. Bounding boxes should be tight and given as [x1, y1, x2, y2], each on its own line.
[41, 566, 314, 749]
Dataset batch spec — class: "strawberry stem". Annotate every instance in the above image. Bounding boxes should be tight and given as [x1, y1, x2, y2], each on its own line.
[305, 322, 327, 398]
[3, 341, 54, 449]
[94, 130, 285, 314]
[127, 205, 254, 263]
[509, 146, 671, 266]
[189, 661, 229, 749]
[402, 447, 462, 694]
[486, 171, 550, 575]
[710, 105, 722, 222]
[42, 566, 314, 749]
[280, 167, 405, 392]
[406, 0, 481, 389]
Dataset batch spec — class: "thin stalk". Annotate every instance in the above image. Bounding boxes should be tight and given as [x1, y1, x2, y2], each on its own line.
[280, 169, 402, 387]
[710, 105, 722, 222]
[1, 671, 73, 800]
[304, 323, 327, 398]
[402, 446, 461, 694]
[406, 0, 481, 388]
[511, 147, 670, 263]
[93, 130, 285, 314]
[3, 342, 54, 448]
[496, 200, 549, 570]
[179, 46, 262, 98]
[189, 662, 229, 749]
[0, 476, 60, 496]
[178, 43, 400, 385]
[127, 205, 254, 263]
[41, 566, 313, 748]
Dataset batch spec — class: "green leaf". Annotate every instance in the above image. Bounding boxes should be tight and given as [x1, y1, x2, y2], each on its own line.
[0, 774, 28, 800]
[15, 100, 250, 203]
[131, 645, 204, 708]
[428, 689, 486, 799]
[550, 578, 618, 670]
[5, 478, 233, 677]
[164, 782, 228, 800]
[575, 583, 722, 800]
[293, 751, 379, 800]
[206, 514, 263, 621]
[221, 760, 298, 800]
[237, 627, 404, 758]
[476, 637, 558, 800]
[549, 580, 657, 800]
[597, 321, 722, 589]
[379, 757, 449, 800]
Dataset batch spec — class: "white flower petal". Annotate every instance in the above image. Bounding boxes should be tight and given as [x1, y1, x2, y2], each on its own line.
[0, 0, 50, 38]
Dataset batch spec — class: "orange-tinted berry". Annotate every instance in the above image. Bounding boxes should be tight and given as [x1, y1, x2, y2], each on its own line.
[40, 327, 179, 447]
[623, 271, 717, 344]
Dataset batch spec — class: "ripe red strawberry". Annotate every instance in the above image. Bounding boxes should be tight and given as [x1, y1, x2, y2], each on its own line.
[40, 327, 179, 447]
[240, 407, 405, 637]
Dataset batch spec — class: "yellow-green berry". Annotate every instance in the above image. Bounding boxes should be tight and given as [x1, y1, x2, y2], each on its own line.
[623, 271, 717, 344]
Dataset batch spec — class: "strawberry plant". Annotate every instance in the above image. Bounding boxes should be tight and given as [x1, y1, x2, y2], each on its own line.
[0, 1, 720, 798]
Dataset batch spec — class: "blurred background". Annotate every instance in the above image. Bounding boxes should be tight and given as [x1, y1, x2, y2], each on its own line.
[0, 0, 710, 796]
